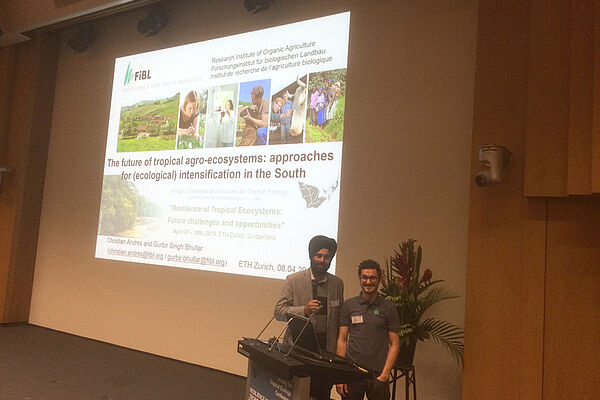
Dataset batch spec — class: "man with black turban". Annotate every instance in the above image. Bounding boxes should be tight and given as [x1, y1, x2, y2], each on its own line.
[274, 235, 344, 400]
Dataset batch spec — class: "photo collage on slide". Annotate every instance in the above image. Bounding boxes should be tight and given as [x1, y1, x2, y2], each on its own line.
[115, 68, 347, 152]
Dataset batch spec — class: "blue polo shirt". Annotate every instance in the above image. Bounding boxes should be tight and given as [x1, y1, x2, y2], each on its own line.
[339, 294, 400, 372]
[280, 101, 293, 123]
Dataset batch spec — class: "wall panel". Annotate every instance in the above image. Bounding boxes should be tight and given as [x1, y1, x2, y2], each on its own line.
[524, 0, 600, 196]
[0, 46, 18, 322]
[466, 1, 600, 399]
[465, 1, 546, 399]
[0, 33, 59, 322]
[524, 0, 570, 197]
[567, 0, 593, 194]
[592, 1, 600, 193]
[544, 197, 600, 400]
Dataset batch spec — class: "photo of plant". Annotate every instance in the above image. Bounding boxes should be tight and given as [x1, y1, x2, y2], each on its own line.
[117, 93, 180, 152]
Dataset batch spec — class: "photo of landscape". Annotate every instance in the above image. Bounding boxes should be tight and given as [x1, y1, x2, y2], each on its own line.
[117, 93, 180, 152]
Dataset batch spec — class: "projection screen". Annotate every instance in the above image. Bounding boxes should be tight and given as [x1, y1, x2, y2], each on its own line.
[95, 12, 350, 280]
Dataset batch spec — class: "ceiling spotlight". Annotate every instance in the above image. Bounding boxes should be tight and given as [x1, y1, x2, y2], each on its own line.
[138, 4, 169, 37]
[67, 23, 97, 53]
[244, 0, 274, 14]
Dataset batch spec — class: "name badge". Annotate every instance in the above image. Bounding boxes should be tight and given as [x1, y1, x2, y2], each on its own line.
[330, 300, 340, 307]
[351, 315, 364, 324]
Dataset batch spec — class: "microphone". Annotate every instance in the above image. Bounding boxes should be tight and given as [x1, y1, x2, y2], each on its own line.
[312, 281, 325, 314]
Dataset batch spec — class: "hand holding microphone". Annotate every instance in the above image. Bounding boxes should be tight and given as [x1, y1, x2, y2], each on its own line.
[304, 299, 322, 316]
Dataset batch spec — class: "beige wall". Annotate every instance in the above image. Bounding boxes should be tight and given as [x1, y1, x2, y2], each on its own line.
[27, 1, 477, 399]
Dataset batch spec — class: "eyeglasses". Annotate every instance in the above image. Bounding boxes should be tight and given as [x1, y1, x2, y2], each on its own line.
[360, 275, 379, 282]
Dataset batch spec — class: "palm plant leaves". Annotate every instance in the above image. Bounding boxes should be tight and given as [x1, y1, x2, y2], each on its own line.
[417, 318, 464, 365]
[398, 324, 415, 343]
[414, 286, 459, 320]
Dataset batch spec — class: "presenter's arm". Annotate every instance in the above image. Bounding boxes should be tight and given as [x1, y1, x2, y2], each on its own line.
[274, 278, 305, 321]
[376, 331, 400, 382]
[335, 326, 350, 396]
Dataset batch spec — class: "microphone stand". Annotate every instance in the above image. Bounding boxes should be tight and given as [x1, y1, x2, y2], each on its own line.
[255, 315, 275, 341]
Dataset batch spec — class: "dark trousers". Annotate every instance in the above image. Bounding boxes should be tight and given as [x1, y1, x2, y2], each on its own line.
[310, 378, 331, 400]
[281, 119, 290, 143]
[346, 378, 390, 400]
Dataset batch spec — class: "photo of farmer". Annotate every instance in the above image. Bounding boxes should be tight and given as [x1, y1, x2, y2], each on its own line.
[117, 92, 179, 152]
[268, 75, 307, 145]
[204, 84, 239, 148]
[176, 89, 207, 150]
[237, 79, 270, 146]
[305, 69, 346, 143]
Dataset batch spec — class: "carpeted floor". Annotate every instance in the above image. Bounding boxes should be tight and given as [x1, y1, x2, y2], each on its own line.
[0, 324, 245, 399]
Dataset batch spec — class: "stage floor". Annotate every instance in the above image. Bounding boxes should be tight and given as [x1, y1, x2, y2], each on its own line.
[0, 324, 245, 399]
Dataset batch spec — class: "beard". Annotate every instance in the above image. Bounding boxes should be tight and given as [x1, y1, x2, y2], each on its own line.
[310, 258, 330, 276]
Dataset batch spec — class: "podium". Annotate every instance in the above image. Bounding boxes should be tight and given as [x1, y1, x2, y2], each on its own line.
[238, 338, 370, 400]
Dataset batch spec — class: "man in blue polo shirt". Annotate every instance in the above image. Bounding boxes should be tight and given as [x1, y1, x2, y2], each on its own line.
[336, 259, 400, 400]
[279, 92, 293, 144]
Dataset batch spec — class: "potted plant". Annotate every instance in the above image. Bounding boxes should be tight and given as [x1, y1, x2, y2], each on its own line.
[380, 239, 464, 368]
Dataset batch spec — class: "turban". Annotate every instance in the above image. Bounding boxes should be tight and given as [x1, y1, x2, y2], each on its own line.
[308, 235, 337, 259]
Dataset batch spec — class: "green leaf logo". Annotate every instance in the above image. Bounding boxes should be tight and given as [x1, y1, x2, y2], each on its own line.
[124, 62, 134, 85]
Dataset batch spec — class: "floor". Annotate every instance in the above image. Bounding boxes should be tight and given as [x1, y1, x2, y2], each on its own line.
[0, 324, 245, 400]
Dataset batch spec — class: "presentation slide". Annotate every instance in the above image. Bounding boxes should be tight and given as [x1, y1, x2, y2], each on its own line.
[95, 12, 350, 280]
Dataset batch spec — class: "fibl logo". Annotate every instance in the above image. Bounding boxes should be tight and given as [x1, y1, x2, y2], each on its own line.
[123, 62, 152, 85]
